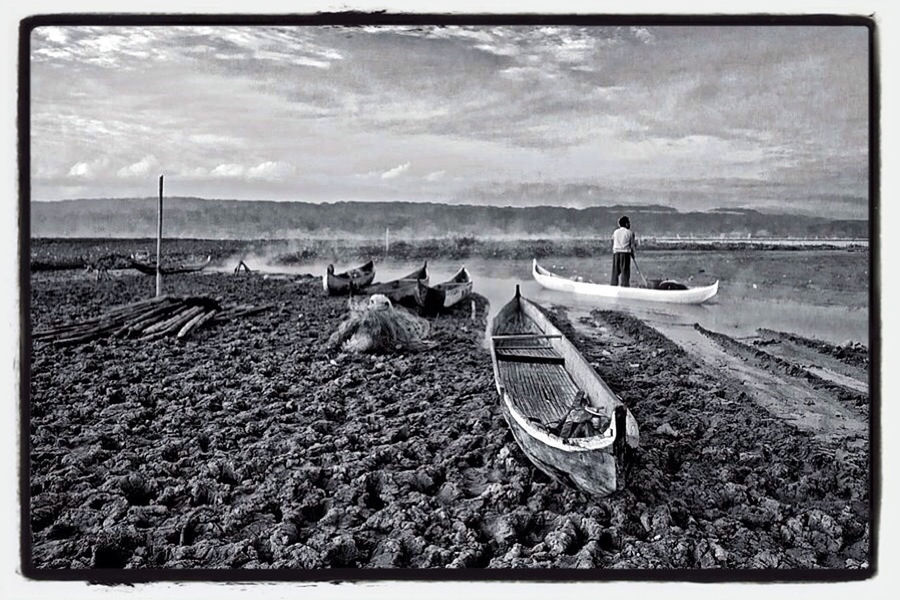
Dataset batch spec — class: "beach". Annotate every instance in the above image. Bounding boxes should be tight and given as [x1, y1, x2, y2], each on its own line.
[28, 241, 870, 570]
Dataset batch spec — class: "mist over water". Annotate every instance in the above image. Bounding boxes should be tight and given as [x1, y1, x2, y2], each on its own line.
[213, 252, 868, 347]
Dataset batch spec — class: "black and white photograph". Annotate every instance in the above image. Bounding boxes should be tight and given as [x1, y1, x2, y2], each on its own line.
[18, 9, 878, 587]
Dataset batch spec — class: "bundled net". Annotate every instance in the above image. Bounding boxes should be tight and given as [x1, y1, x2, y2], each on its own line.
[327, 294, 431, 353]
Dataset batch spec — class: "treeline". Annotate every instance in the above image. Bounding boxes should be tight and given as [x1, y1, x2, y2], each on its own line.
[30, 197, 869, 239]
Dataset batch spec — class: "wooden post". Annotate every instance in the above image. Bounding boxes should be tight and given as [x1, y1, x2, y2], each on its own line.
[156, 174, 164, 297]
[384, 227, 390, 256]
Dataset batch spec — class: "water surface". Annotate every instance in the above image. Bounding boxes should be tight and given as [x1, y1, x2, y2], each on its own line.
[218, 251, 870, 347]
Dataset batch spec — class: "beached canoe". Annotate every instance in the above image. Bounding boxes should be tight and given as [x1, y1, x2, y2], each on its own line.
[368, 262, 429, 306]
[532, 258, 718, 305]
[413, 266, 473, 314]
[489, 286, 640, 497]
[129, 255, 212, 276]
[324, 260, 376, 295]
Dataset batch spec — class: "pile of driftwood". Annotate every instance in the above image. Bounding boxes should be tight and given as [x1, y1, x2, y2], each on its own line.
[33, 295, 274, 346]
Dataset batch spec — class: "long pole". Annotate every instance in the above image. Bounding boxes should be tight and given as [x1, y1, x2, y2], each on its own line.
[156, 174, 164, 297]
[631, 254, 650, 288]
[384, 227, 390, 256]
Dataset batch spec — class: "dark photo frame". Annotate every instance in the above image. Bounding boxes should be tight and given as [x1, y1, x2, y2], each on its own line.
[19, 11, 879, 586]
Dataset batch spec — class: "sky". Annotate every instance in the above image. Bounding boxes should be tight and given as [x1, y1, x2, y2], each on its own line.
[29, 24, 870, 217]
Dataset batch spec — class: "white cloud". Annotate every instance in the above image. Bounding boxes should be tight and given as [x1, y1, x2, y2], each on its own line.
[180, 166, 209, 178]
[188, 133, 244, 147]
[247, 161, 295, 180]
[68, 162, 93, 177]
[381, 162, 411, 179]
[631, 27, 656, 45]
[117, 154, 160, 178]
[499, 66, 556, 81]
[39, 27, 69, 45]
[211, 163, 245, 178]
[424, 170, 446, 182]
[473, 43, 520, 57]
[67, 157, 110, 179]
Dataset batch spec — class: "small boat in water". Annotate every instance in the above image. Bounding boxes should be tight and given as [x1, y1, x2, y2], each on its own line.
[532, 258, 718, 305]
[129, 255, 212, 275]
[490, 286, 640, 497]
[324, 260, 376, 295]
[368, 262, 429, 306]
[414, 266, 473, 314]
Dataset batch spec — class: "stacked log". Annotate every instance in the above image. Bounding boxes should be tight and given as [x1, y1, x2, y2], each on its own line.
[33, 295, 273, 346]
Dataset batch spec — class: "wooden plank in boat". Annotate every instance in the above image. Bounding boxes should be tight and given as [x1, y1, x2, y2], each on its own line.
[492, 333, 562, 340]
[495, 351, 565, 365]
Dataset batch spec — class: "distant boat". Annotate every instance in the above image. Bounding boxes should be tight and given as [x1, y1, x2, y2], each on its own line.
[368, 262, 429, 306]
[414, 266, 473, 314]
[490, 286, 640, 496]
[323, 260, 376, 295]
[532, 259, 718, 305]
[129, 255, 212, 275]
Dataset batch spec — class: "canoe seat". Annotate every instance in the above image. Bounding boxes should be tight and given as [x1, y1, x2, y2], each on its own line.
[495, 348, 565, 365]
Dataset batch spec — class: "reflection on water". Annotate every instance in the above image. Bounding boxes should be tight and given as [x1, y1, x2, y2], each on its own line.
[216, 255, 869, 347]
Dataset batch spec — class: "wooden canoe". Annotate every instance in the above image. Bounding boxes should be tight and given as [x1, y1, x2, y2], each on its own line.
[533, 258, 718, 304]
[129, 255, 212, 275]
[367, 262, 429, 306]
[413, 266, 473, 315]
[323, 260, 376, 295]
[489, 286, 640, 497]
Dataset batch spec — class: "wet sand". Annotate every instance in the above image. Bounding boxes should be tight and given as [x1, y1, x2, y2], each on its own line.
[29, 266, 869, 570]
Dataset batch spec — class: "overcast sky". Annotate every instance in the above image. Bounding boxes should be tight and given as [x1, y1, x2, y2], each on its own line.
[29, 24, 869, 217]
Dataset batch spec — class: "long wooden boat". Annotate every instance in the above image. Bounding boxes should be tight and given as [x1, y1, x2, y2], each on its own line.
[129, 255, 212, 276]
[533, 258, 718, 305]
[367, 262, 429, 306]
[413, 266, 473, 315]
[323, 260, 376, 295]
[490, 286, 640, 496]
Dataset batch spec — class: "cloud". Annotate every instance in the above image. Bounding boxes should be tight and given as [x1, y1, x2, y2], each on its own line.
[630, 27, 656, 45]
[188, 133, 244, 147]
[39, 26, 69, 44]
[211, 163, 245, 178]
[424, 170, 446, 182]
[179, 166, 209, 178]
[67, 157, 110, 179]
[381, 162, 411, 179]
[247, 161, 295, 180]
[117, 154, 160, 178]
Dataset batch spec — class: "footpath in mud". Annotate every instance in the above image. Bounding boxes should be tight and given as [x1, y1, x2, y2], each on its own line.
[29, 270, 869, 571]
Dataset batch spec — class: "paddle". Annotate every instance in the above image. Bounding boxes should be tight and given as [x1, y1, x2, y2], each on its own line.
[631, 254, 651, 288]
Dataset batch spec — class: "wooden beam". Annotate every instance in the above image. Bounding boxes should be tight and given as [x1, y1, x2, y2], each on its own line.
[156, 174, 164, 297]
[492, 334, 562, 340]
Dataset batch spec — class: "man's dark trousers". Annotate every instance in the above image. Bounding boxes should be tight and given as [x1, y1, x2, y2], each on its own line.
[611, 252, 631, 286]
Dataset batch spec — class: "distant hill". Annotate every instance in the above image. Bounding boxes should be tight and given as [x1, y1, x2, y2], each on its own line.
[30, 197, 869, 239]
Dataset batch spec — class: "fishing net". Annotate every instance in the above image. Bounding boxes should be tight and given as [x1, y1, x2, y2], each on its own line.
[327, 294, 431, 353]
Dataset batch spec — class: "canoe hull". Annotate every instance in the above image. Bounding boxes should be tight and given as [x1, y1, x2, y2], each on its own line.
[130, 256, 212, 275]
[489, 289, 639, 497]
[324, 261, 376, 295]
[414, 267, 473, 314]
[533, 259, 718, 304]
[368, 263, 429, 306]
[502, 397, 621, 496]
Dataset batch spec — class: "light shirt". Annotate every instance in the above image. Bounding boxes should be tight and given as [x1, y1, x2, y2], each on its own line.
[612, 227, 635, 253]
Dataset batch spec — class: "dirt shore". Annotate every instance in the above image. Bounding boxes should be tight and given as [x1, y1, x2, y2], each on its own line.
[29, 267, 869, 571]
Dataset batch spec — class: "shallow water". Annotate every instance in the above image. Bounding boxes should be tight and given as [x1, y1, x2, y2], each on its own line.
[216, 251, 870, 347]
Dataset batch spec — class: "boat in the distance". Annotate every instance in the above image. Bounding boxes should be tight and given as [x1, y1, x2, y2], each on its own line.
[367, 262, 429, 306]
[323, 260, 376, 295]
[532, 258, 718, 305]
[413, 266, 473, 315]
[129, 255, 212, 276]
[489, 286, 640, 497]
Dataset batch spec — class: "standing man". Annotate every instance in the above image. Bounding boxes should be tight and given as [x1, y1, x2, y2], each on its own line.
[611, 216, 635, 287]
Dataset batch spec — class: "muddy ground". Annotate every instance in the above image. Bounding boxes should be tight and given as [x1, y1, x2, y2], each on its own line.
[28, 263, 870, 572]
